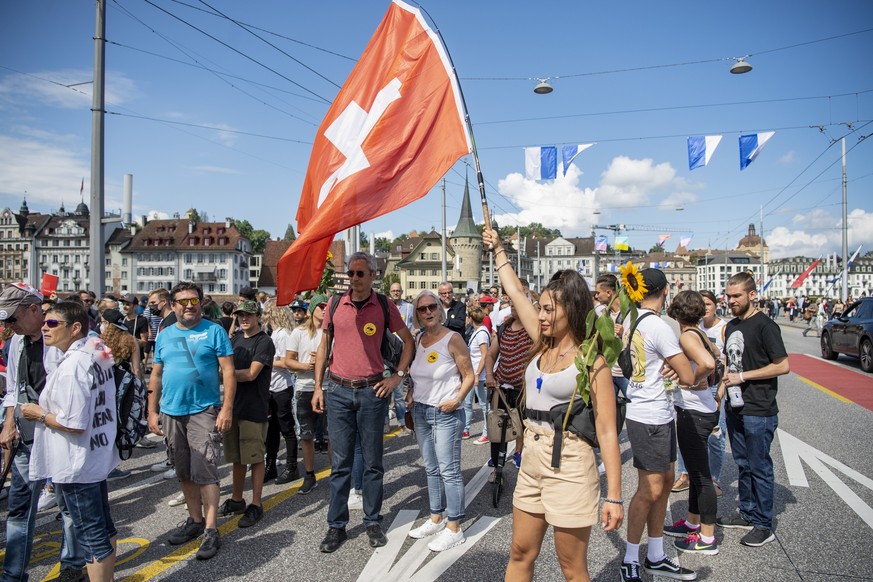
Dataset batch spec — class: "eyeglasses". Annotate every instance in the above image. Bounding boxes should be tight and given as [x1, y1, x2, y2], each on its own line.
[44, 319, 69, 328]
[416, 303, 439, 314]
[174, 298, 201, 307]
[317, 303, 328, 310]
[346, 270, 369, 278]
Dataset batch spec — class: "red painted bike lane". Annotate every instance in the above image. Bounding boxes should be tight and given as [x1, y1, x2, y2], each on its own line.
[788, 353, 873, 412]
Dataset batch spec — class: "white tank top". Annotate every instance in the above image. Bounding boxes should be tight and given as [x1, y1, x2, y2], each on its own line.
[676, 330, 718, 414]
[524, 354, 579, 427]
[410, 332, 462, 407]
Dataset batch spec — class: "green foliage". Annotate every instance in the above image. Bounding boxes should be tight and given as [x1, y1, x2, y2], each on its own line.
[283, 223, 296, 241]
[496, 222, 562, 240]
[235, 219, 271, 254]
[381, 273, 400, 294]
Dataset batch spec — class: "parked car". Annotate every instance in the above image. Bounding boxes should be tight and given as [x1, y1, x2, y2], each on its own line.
[820, 297, 873, 373]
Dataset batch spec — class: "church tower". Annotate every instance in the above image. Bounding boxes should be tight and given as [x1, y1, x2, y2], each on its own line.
[449, 176, 483, 289]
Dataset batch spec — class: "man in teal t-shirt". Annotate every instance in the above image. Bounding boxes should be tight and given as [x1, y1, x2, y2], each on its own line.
[147, 282, 235, 561]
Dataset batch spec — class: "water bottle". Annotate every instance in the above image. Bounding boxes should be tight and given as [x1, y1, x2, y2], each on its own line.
[663, 377, 677, 407]
[727, 384, 744, 409]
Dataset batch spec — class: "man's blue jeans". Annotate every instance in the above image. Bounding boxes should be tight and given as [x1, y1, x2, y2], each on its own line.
[385, 378, 407, 427]
[325, 380, 389, 530]
[725, 412, 778, 530]
[3, 442, 84, 582]
[413, 404, 465, 522]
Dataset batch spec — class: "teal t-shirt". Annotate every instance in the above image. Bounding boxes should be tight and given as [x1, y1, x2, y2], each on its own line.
[154, 319, 233, 416]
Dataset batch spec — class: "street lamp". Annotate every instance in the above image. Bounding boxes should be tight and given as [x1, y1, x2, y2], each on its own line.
[533, 79, 554, 94]
[730, 58, 753, 74]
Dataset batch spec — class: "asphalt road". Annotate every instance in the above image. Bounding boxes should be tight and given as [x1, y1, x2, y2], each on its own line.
[3, 317, 872, 582]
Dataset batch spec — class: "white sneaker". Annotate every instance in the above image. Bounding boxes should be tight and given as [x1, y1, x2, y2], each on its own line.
[162, 468, 176, 480]
[408, 518, 446, 539]
[135, 439, 157, 449]
[347, 492, 363, 509]
[427, 527, 465, 552]
[37, 488, 57, 511]
[151, 461, 173, 472]
[168, 492, 187, 507]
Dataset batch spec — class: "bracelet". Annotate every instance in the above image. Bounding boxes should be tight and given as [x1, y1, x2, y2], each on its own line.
[496, 262, 511, 272]
[603, 498, 624, 505]
[739, 372, 745, 383]
[38, 412, 47, 425]
[494, 248, 506, 255]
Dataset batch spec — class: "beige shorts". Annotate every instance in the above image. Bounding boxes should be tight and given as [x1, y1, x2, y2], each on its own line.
[223, 419, 268, 465]
[512, 421, 600, 529]
[162, 407, 221, 485]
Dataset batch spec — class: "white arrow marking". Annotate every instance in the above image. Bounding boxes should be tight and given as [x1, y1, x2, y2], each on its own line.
[317, 78, 402, 208]
[778, 428, 873, 530]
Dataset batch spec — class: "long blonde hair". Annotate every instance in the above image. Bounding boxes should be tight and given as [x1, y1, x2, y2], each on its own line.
[262, 299, 294, 335]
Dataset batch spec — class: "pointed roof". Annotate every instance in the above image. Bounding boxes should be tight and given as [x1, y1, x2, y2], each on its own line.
[451, 177, 479, 238]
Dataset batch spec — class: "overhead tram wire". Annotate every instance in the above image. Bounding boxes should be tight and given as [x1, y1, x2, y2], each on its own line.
[104, 112, 314, 144]
[139, 0, 333, 104]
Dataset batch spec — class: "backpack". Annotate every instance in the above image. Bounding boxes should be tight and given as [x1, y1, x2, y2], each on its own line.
[114, 361, 148, 460]
[687, 328, 725, 387]
[617, 312, 655, 379]
[328, 292, 404, 374]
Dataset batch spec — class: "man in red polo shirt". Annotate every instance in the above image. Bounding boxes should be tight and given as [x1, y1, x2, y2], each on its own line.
[312, 252, 415, 554]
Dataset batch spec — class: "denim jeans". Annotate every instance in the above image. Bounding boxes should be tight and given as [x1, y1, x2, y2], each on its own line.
[413, 403, 465, 521]
[463, 379, 489, 435]
[324, 379, 389, 529]
[3, 443, 84, 582]
[725, 412, 778, 530]
[385, 378, 407, 426]
[56, 481, 117, 562]
[352, 436, 364, 493]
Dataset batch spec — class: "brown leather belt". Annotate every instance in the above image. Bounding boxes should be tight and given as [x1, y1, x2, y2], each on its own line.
[328, 372, 384, 388]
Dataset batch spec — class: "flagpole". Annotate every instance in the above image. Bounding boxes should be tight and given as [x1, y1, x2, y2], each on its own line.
[841, 137, 848, 302]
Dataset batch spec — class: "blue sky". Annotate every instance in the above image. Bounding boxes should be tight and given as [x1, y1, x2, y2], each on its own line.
[1, 0, 871, 259]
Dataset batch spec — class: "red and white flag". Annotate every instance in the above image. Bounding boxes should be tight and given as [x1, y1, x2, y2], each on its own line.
[790, 256, 821, 288]
[276, 0, 471, 304]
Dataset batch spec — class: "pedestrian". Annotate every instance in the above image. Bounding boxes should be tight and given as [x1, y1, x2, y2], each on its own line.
[312, 252, 415, 553]
[21, 302, 118, 582]
[100, 308, 143, 382]
[482, 228, 624, 582]
[220, 300, 274, 528]
[120, 294, 148, 361]
[718, 272, 790, 547]
[0, 283, 87, 582]
[619, 269, 697, 582]
[386, 282, 414, 432]
[405, 290, 475, 552]
[462, 307, 490, 444]
[147, 281, 236, 560]
[437, 282, 466, 336]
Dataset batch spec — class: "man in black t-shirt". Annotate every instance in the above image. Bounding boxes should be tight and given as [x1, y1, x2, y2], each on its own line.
[121, 294, 149, 350]
[717, 272, 789, 548]
[221, 300, 275, 529]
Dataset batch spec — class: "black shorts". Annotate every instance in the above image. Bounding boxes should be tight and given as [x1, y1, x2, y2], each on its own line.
[294, 391, 322, 441]
[145, 340, 155, 355]
[625, 418, 677, 472]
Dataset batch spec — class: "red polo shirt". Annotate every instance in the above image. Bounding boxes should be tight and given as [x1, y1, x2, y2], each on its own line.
[322, 291, 406, 379]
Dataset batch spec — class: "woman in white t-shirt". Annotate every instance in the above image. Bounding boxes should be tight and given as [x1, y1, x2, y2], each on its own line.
[483, 227, 623, 582]
[462, 306, 491, 444]
[262, 300, 299, 485]
[664, 291, 720, 555]
[406, 290, 475, 552]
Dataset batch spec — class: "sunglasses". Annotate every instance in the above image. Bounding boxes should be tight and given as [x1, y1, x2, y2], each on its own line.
[416, 303, 439, 314]
[3, 317, 16, 325]
[346, 270, 369, 278]
[174, 298, 201, 307]
[317, 303, 328, 310]
[44, 319, 69, 328]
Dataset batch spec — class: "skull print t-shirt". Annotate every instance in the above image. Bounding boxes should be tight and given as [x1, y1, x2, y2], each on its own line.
[724, 311, 787, 417]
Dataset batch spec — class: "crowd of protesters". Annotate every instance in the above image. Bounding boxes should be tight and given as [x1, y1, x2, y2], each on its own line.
[0, 235, 798, 580]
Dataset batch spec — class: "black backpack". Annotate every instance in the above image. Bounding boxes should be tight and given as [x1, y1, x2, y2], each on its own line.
[617, 312, 655, 379]
[328, 292, 403, 373]
[114, 361, 148, 460]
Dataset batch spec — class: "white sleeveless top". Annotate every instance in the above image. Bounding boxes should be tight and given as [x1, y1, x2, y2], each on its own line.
[524, 355, 579, 427]
[410, 332, 462, 407]
[675, 330, 718, 414]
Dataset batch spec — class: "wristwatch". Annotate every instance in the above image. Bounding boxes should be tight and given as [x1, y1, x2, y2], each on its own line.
[38, 412, 47, 424]
[396, 370, 407, 378]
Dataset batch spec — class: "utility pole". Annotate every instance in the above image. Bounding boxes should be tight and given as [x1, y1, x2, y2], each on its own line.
[760, 205, 765, 293]
[841, 137, 848, 302]
[89, 0, 106, 295]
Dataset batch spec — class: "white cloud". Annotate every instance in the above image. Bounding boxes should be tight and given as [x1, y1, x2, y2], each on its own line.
[767, 226, 830, 258]
[767, 208, 873, 258]
[0, 69, 136, 109]
[779, 151, 796, 164]
[659, 191, 698, 210]
[207, 123, 238, 147]
[373, 230, 394, 240]
[147, 210, 170, 220]
[598, 156, 678, 207]
[0, 135, 88, 206]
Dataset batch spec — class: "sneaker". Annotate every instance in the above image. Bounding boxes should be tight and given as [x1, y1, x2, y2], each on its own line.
[168, 517, 205, 545]
[219, 498, 246, 517]
[239, 504, 264, 528]
[135, 438, 157, 448]
[56, 567, 86, 582]
[671, 474, 690, 492]
[38, 488, 58, 511]
[675, 531, 719, 555]
[298, 473, 318, 495]
[366, 523, 388, 548]
[461, 431, 471, 440]
[740, 527, 775, 547]
[151, 460, 173, 472]
[319, 527, 347, 553]
[162, 468, 177, 480]
[717, 513, 754, 530]
[473, 435, 489, 445]
[487, 458, 495, 467]
[664, 518, 700, 538]
[276, 465, 300, 485]
[348, 492, 363, 510]
[512, 451, 522, 469]
[107, 467, 131, 482]
[168, 492, 187, 507]
[196, 528, 221, 560]
[427, 527, 465, 552]
[408, 518, 446, 539]
[619, 561, 643, 582]
[643, 556, 697, 580]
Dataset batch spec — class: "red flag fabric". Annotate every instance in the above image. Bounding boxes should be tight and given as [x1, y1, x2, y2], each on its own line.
[276, 0, 471, 304]
[790, 257, 821, 288]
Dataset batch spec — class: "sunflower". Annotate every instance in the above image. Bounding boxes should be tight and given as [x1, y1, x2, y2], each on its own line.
[326, 250, 333, 261]
[620, 261, 647, 302]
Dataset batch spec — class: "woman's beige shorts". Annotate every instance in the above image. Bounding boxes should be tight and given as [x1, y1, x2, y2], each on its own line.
[512, 421, 600, 529]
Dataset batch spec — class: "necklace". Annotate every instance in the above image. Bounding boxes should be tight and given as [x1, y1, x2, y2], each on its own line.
[535, 345, 576, 393]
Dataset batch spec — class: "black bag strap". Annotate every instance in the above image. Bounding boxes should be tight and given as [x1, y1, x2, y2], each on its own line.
[375, 292, 392, 348]
[687, 327, 720, 362]
[491, 384, 513, 412]
[626, 311, 655, 346]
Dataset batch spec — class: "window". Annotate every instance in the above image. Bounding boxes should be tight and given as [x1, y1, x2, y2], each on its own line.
[197, 255, 204, 263]
[220, 284, 227, 293]
[105, 258, 111, 266]
[121, 271, 127, 278]
[431, 253, 438, 260]
[122, 257, 127, 266]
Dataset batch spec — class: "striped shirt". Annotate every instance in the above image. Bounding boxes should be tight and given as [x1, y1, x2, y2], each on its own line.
[495, 324, 533, 389]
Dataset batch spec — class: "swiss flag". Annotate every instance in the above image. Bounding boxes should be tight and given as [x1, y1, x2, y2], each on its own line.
[276, 0, 471, 304]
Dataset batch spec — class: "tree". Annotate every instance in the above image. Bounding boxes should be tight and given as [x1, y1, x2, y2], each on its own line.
[235, 219, 271, 254]
[496, 222, 562, 240]
[283, 223, 296, 241]
[381, 272, 400, 294]
[649, 244, 664, 253]
[375, 237, 391, 253]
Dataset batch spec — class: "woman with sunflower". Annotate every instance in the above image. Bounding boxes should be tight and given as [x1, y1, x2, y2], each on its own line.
[482, 227, 623, 582]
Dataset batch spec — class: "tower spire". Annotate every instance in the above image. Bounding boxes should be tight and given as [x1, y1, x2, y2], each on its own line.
[451, 173, 478, 238]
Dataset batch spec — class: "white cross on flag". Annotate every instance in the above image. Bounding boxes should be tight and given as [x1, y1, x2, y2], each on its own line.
[277, 0, 471, 303]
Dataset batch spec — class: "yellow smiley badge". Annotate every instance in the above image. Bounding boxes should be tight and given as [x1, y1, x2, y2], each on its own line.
[363, 322, 377, 336]
[426, 352, 439, 364]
